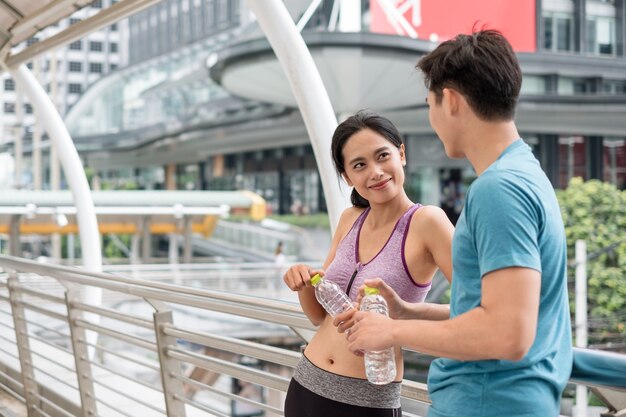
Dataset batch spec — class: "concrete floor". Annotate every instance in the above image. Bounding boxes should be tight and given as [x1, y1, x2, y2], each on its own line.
[0, 390, 25, 417]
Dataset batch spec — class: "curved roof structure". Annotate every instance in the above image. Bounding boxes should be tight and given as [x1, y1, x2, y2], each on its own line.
[0, 0, 158, 68]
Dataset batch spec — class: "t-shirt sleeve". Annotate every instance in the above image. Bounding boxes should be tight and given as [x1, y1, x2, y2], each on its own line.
[468, 172, 542, 278]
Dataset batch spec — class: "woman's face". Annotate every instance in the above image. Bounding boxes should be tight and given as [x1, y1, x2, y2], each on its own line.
[341, 128, 406, 205]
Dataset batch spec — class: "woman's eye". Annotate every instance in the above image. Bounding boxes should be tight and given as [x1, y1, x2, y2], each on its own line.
[378, 152, 390, 160]
[353, 162, 364, 169]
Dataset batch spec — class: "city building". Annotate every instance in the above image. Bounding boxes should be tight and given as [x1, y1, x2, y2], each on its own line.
[22, 0, 626, 219]
[0, 0, 126, 189]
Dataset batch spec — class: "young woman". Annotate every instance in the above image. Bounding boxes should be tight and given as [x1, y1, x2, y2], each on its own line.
[282, 111, 454, 416]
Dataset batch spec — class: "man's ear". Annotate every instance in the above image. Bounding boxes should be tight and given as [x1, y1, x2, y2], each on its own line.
[442, 87, 460, 115]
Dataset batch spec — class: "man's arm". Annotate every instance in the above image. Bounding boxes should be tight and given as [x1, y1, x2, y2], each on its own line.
[347, 266, 540, 361]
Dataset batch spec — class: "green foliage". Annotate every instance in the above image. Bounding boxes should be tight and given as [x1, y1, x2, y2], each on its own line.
[556, 178, 626, 349]
[268, 213, 331, 229]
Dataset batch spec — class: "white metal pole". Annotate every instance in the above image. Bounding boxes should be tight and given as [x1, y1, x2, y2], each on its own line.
[7, 64, 103, 308]
[246, 0, 350, 234]
[575, 239, 588, 417]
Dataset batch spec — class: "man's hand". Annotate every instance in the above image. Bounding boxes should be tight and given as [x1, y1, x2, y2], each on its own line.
[356, 278, 407, 319]
[345, 311, 396, 355]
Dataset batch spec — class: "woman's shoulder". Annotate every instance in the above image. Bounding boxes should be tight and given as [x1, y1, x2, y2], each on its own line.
[334, 206, 366, 238]
[409, 204, 452, 230]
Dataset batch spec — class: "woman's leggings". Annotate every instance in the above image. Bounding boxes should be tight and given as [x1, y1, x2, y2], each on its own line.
[284, 355, 402, 417]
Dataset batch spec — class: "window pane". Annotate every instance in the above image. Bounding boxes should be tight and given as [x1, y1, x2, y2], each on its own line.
[556, 17, 571, 51]
[544, 16, 553, 50]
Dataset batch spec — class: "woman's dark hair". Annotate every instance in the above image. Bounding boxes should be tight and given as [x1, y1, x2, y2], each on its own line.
[331, 111, 404, 208]
[416, 29, 522, 121]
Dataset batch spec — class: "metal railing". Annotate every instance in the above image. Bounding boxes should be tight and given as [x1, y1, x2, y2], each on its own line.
[0, 255, 429, 417]
[0, 255, 624, 417]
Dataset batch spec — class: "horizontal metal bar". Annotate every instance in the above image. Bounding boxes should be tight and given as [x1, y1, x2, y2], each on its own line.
[176, 395, 229, 417]
[175, 374, 283, 416]
[167, 347, 290, 392]
[30, 349, 76, 374]
[71, 301, 153, 329]
[33, 393, 77, 417]
[33, 366, 79, 391]
[0, 319, 15, 331]
[16, 300, 67, 322]
[0, 344, 19, 360]
[75, 319, 157, 352]
[88, 360, 162, 392]
[0, 255, 307, 318]
[0, 378, 25, 403]
[93, 378, 165, 414]
[400, 379, 431, 404]
[23, 319, 70, 340]
[95, 398, 135, 417]
[27, 333, 74, 356]
[162, 324, 300, 367]
[81, 341, 160, 372]
[12, 285, 66, 304]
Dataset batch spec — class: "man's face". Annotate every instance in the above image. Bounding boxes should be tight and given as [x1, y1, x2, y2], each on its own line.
[426, 89, 464, 159]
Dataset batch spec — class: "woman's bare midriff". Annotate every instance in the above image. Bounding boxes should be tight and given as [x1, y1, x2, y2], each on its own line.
[303, 314, 403, 381]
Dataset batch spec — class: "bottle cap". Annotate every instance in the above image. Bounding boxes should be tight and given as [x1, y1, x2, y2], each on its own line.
[310, 273, 322, 286]
[364, 286, 380, 296]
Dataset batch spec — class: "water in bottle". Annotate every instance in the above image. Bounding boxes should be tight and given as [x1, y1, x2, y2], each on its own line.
[310, 274, 354, 317]
[360, 286, 396, 385]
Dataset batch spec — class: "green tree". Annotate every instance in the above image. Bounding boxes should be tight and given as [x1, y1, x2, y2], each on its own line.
[556, 178, 626, 351]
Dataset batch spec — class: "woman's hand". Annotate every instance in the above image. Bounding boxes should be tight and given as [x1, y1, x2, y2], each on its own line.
[283, 264, 324, 291]
[355, 278, 407, 319]
[333, 306, 359, 334]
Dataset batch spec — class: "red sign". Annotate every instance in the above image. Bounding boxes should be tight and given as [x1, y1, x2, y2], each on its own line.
[370, 0, 536, 52]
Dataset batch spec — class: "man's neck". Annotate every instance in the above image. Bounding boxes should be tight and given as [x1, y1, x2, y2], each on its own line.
[463, 120, 520, 176]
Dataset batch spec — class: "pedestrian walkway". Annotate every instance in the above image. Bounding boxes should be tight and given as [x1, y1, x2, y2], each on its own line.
[0, 389, 25, 417]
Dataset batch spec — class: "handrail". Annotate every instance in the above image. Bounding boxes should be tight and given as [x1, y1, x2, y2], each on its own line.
[1, 255, 625, 417]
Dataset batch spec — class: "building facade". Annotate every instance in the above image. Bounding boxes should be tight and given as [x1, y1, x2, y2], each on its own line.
[0, 0, 126, 189]
[47, 0, 626, 219]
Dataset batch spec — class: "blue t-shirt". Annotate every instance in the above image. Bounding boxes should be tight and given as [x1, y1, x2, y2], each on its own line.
[427, 140, 573, 417]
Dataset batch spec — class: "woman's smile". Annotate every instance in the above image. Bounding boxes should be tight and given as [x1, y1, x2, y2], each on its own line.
[369, 177, 392, 190]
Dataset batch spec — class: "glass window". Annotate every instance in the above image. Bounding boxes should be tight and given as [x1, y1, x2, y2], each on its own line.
[4, 79, 15, 91]
[26, 37, 39, 46]
[91, 0, 102, 8]
[110, 63, 118, 72]
[68, 83, 82, 94]
[24, 104, 32, 114]
[542, 13, 573, 52]
[586, 17, 615, 55]
[521, 75, 547, 94]
[89, 41, 103, 52]
[110, 23, 118, 31]
[69, 61, 82, 72]
[89, 63, 103, 73]
[69, 40, 82, 50]
[603, 138, 626, 189]
[543, 16, 553, 50]
[69, 18, 81, 25]
[4, 102, 14, 113]
[110, 42, 118, 53]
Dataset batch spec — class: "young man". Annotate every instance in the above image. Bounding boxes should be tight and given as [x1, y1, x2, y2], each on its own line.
[338, 30, 573, 417]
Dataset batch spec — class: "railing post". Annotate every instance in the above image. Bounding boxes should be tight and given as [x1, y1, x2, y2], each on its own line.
[154, 311, 187, 417]
[65, 287, 98, 417]
[7, 273, 43, 417]
[575, 239, 588, 417]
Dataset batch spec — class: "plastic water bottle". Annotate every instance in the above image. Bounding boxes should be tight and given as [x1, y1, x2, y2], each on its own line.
[310, 274, 354, 317]
[360, 286, 396, 385]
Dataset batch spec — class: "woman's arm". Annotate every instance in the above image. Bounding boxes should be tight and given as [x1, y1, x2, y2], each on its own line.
[284, 207, 362, 326]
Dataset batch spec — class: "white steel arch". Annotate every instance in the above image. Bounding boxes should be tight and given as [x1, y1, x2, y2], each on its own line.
[246, 0, 351, 234]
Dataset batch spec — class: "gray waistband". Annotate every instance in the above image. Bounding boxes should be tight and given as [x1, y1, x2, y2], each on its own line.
[293, 354, 401, 409]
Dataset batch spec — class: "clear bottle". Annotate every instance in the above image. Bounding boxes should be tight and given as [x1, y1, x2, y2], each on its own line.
[310, 273, 354, 317]
[360, 286, 396, 385]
